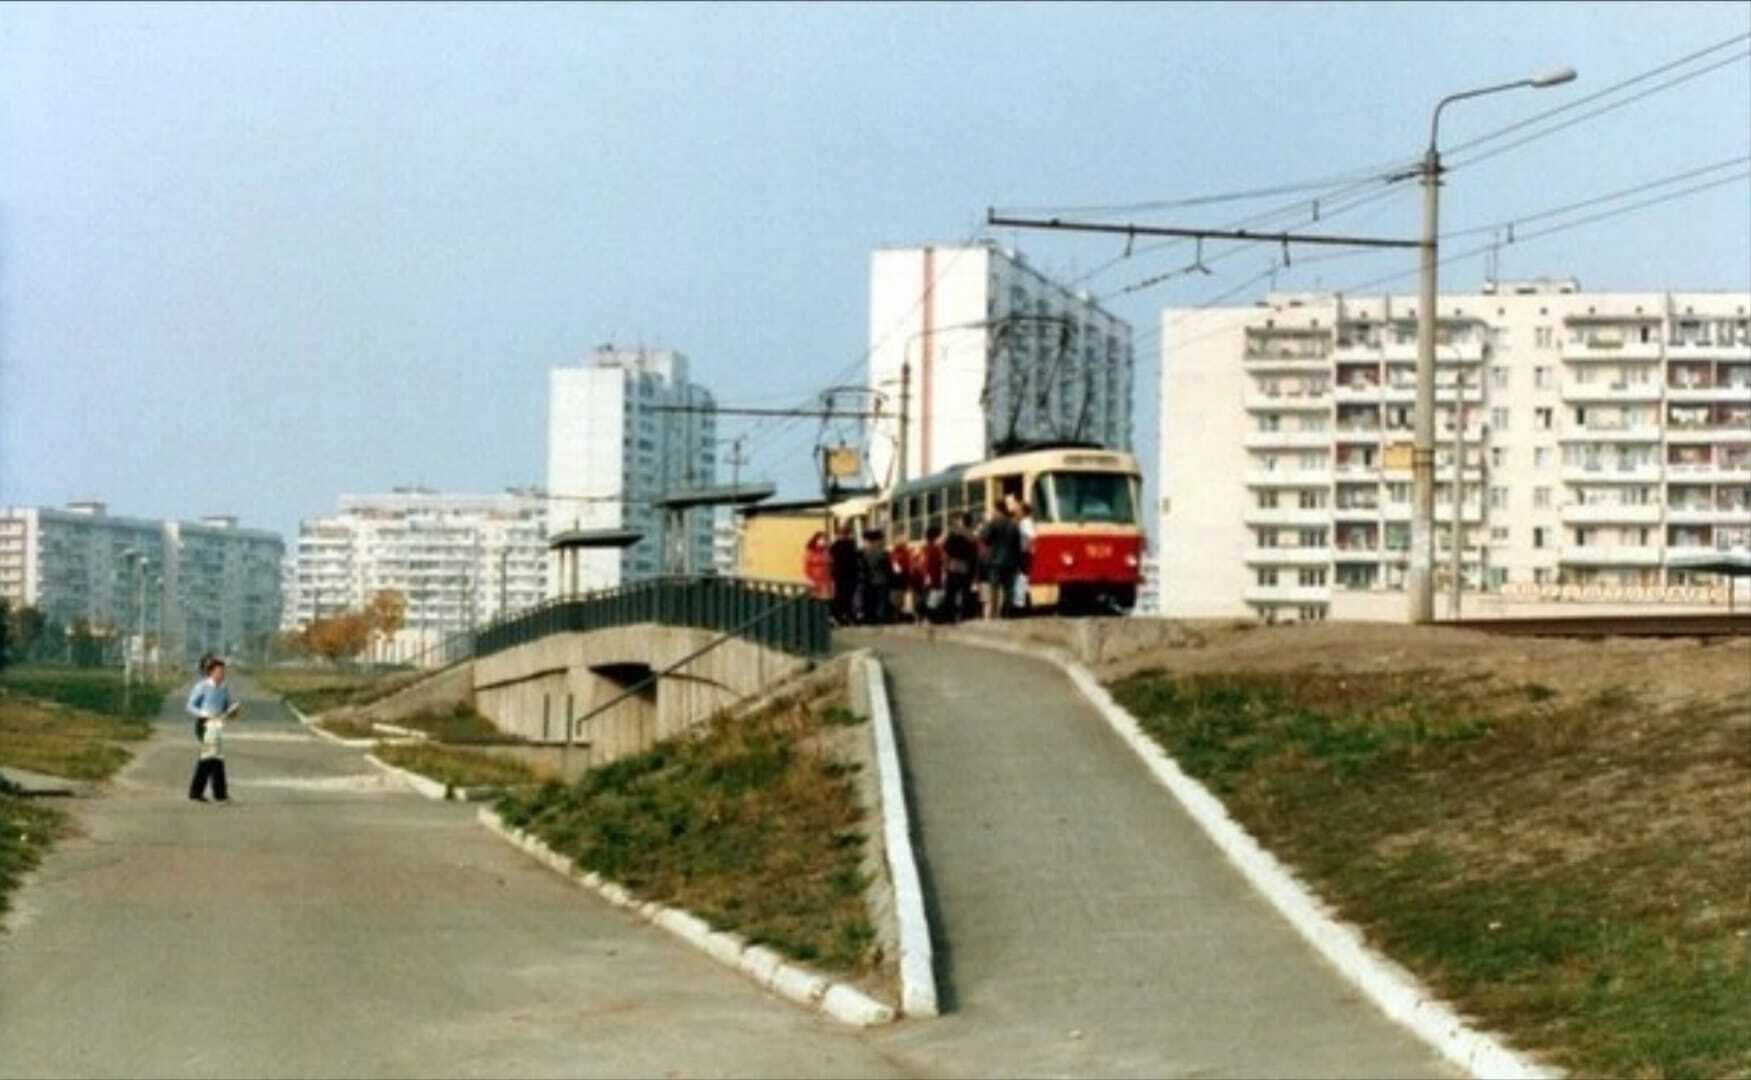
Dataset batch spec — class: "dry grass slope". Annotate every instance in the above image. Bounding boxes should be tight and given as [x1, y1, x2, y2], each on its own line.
[1106, 623, 1751, 1079]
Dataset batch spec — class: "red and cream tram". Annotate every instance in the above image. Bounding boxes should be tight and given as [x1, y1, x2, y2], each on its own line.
[834, 444, 1145, 613]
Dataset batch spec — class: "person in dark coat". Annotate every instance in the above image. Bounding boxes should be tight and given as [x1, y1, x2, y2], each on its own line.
[942, 513, 979, 623]
[979, 502, 1023, 619]
[827, 524, 861, 627]
[861, 529, 894, 624]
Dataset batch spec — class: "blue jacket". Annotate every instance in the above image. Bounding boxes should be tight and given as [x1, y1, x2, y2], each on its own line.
[186, 678, 231, 729]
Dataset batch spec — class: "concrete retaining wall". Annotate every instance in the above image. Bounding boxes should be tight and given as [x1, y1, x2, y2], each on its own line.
[471, 623, 810, 768]
[351, 661, 476, 725]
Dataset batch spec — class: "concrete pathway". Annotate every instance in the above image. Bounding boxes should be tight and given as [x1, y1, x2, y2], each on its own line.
[853, 631, 1454, 1079]
[0, 675, 905, 1079]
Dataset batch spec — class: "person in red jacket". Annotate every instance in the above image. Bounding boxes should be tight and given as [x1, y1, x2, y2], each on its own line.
[921, 524, 947, 623]
[803, 531, 831, 600]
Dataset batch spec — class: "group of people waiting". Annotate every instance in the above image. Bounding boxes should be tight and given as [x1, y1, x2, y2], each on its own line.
[803, 495, 1036, 625]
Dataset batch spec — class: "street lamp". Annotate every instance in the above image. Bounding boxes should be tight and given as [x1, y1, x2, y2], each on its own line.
[1410, 66, 1576, 624]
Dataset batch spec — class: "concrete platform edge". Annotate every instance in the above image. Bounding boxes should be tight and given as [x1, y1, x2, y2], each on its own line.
[943, 631, 1559, 1080]
[475, 806, 898, 1028]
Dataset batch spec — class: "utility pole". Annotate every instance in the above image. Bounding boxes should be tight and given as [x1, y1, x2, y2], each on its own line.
[897, 361, 911, 485]
[1412, 66, 1576, 624]
[1451, 396, 1465, 619]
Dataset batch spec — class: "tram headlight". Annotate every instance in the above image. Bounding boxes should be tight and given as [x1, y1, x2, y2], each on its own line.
[1061, 552, 1075, 567]
[1124, 553, 1139, 568]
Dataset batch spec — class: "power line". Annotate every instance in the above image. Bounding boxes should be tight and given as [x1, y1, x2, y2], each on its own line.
[1445, 48, 1751, 173]
[992, 156, 1419, 218]
[1447, 31, 1751, 158]
[1442, 153, 1751, 239]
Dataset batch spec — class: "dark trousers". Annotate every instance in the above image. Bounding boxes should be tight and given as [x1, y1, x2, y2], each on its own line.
[189, 757, 228, 801]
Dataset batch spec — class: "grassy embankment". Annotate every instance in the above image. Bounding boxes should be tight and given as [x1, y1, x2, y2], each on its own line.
[1108, 663, 1751, 1079]
[496, 694, 878, 973]
[0, 667, 165, 922]
[253, 667, 422, 716]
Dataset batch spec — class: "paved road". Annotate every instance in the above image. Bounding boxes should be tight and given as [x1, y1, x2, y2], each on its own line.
[0, 675, 905, 1079]
[853, 631, 1453, 1079]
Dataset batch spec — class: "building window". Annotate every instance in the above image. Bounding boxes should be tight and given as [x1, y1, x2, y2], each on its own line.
[1534, 567, 1553, 585]
[1535, 407, 1553, 430]
[1257, 490, 1279, 509]
[1533, 526, 1547, 549]
[1534, 487, 1551, 509]
[1490, 447, 1505, 469]
[1388, 482, 1411, 504]
[1490, 365, 1509, 389]
[1490, 526, 1510, 542]
[1534, 366, 1551, 389]
[1298, 605, 1326, 622]
[1257, 568, 1278, 586]
[1258, 529, 1279, 548]
[1535, 326, 1554, 348]
[1490, 407, 1509, 431]
[1298, 568, 1326, 587]
[1298, 490, 1325, 510]
[1298, 528, 1327, 548]
[1534, 447, 1551, 468]
[1489, 486, 1508, 510]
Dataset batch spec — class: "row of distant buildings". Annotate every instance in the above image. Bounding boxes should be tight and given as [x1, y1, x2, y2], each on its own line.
[5, 248, 1746, 664]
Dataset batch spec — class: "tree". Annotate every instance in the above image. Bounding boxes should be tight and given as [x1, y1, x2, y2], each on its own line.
[0, 597, 10, 670]
[69, 618, 104, 668]
[364, 590, 407, 658]
[302, 613, 371, 663]
[7, 604, 46, 662]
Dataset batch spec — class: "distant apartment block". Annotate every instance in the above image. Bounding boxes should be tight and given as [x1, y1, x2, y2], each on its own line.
[1158, 280, 1751, 622]
[285, 488, 547, 659]
[0, 501, 284, 662]
[868, 242, 1134, 489]
[546, 346, 717, 593]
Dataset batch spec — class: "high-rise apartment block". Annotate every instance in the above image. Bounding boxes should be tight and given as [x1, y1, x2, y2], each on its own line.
[868, 243, 1134, 489]
[1159, 280, 1751, 622]
[0, 501, 284, 662]
[284, 489, 547, 659]
[546, 347, 716, 592]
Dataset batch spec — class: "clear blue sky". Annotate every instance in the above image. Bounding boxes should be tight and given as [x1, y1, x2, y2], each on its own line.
[3, 1, 1747, 542]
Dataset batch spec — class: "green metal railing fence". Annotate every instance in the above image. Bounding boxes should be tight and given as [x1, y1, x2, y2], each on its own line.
[470, 576, 830, 662]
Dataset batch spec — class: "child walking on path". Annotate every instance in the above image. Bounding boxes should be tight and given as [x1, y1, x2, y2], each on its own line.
[186, 657, 236, 803]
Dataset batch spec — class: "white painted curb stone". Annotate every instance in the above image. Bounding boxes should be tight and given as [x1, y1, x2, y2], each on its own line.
[946, 632, 1557, 1080]
[476, 807, 896, 1027]
[363, 752, 448, 801]
[856, 654, 941, 1018]
[287, 704, 378, 749]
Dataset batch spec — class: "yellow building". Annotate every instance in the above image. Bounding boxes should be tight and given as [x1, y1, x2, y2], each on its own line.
[736, 501, 832, 585]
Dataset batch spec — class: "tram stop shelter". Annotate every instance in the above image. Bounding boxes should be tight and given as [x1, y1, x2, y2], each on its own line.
[1667, 551, 1751, 614]
[548, 528, 643, 597]
[653, 483, 776, 575]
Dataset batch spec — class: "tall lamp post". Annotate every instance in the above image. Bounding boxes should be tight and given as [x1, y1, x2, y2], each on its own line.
[1410, 66, 1576, 623]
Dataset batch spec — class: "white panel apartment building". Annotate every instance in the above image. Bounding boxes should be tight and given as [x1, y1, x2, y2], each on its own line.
[546, 347, 716, 593]
[0, 501, 284, 662]
[285, 489, 547, 659]
[1159, 280, 1751, 622]
[868, 243, 1134, 489]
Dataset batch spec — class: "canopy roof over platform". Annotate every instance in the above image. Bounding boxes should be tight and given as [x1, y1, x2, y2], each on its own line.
[652, 483, 776, 512]
[548, 528, 644, 551]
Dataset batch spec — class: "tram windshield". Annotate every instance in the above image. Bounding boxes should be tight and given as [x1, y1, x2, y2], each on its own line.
[1038, 472, 1140, 525]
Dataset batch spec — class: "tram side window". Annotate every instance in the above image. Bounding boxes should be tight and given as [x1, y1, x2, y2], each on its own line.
[1030, 476, 1056, 523]
[996, 475, 1024, 510]
[925, 490, 942, 536]
[965, 480, 988, 523]
[906, 496, 923, 542]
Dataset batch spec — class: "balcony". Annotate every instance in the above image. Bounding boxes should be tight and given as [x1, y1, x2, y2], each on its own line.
[1667, 461, 1751, 484]
[1380, 502, 1413, 521]
[1667, 382, 1751, 405]
[1561, 381, 1663, 403]
[1244, 430, 1334, 450]
[1561, 463, 1663, 484]
[1245, 469, 1333, 488]
[1332, 382, 1384, 402]
[1243, 584, 1331, 605]
[1243, 547, 1332, 566]
[1562, 336, 1663, 362]
[1665, 423, 1751, 444]
[1560, 502, 1663, 525]
[1558, 425, 1662, 444]
[1665, 503, 1748, 525]
[1244, 391, 1330, 411]
[1243, 507, 1334, 528]
[1559, 545, 1663, 566]
[1668, 338, 1751, 361]
[1332, 545, 1382, 562]
[1380, 339, 1487, 364]
[1332, 501, 1382, 520]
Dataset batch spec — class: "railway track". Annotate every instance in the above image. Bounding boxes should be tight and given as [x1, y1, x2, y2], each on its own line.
[1450, 614, 1751, 638]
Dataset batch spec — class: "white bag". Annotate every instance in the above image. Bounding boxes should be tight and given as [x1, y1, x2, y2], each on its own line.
[1012, 572, 1030, 608]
